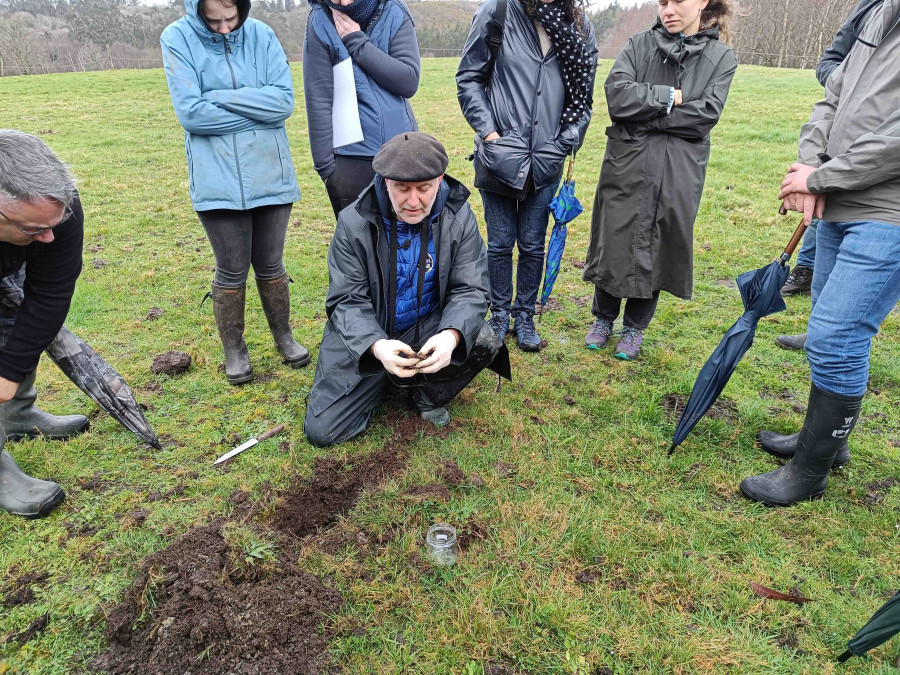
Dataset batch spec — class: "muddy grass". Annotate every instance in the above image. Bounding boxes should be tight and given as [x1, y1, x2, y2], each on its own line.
[91, 413, 441, 674]
[661, 392, 740, 423]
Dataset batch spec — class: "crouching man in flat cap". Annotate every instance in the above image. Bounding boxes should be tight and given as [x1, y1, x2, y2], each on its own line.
[304, 132, 510, 447]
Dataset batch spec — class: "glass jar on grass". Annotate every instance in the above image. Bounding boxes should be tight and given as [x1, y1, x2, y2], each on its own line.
[426, 523, 458, 567]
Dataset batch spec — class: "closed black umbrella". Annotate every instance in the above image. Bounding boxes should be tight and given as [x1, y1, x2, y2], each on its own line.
[0, 278, 160, 448]
[838, 592, 900, 663]
[668, 220, 806, 455]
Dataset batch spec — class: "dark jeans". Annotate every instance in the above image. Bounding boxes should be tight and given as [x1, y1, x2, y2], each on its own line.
[197, 203, 293, 287]
[324, 155, 376, 218]
[480, 181, 557, 318]
[592, 286, 660, 331]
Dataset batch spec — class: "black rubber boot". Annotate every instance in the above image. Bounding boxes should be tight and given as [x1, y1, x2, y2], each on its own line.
[756, 429, 850, 468]
[775, 333, 808, 351]
[0, 370, 89, 441]
[256, 273, 310, 368]
[211, 283, 254, 385]
[741, 385, 862, 507]
[780, 265, 813, 296]
[411, 388, 450, 428]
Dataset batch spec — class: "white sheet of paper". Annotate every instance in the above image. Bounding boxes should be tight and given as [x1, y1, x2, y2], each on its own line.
[332, 58, 364, 149]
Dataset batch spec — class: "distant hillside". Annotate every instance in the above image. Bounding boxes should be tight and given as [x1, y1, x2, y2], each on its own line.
[0, 0, 479, 76]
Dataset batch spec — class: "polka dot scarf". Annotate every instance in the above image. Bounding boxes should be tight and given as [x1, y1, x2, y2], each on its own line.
[533, 2, 593, 126]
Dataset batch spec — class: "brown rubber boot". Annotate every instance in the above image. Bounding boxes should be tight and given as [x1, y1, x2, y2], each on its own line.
[256, 273, 310, 368]
[211, 283, 254, 385]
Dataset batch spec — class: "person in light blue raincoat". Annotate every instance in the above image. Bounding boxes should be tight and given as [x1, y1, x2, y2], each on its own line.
[161, 0, 309, 385]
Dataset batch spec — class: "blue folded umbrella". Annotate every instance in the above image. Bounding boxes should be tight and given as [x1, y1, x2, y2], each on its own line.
[540, 159, 583, 309]
[669, 219, 808, 454]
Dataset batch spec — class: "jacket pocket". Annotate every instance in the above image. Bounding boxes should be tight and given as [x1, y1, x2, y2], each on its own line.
[185, 136, 196, 196]
[273, 129, 290, 186]
[476, 129, 531, 190]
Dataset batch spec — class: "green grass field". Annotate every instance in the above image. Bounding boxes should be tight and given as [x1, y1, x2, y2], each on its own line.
[0, 58, 898, 674]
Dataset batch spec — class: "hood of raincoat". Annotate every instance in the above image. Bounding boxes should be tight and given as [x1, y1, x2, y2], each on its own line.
[184, 0, 251, 42]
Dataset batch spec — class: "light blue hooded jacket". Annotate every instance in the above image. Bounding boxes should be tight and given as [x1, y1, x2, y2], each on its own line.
[160, 0, 301, 211]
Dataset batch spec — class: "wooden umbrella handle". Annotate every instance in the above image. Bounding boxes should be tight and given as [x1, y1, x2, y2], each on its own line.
[778, 204, 807, 261]
[566, 155, 576, 182]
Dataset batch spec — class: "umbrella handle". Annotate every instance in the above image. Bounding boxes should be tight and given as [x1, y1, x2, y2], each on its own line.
[566, 155, 576, 183]
[778, 208, 807, 264]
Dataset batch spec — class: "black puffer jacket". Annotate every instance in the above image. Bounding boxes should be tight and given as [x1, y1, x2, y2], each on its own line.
[456, 0, 598, 191]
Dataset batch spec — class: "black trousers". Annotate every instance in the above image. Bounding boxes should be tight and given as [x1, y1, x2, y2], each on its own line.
[592, 286, 660, 331]
[303, 313, 501, 448]
[324, 155, 376, 218]
[196, 203, 292, 287]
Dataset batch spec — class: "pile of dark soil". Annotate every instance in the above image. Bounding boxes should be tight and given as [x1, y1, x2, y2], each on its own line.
[93, 521, 340, 675]
[151, 351, 191, 376]
[92, 413, 439, 674]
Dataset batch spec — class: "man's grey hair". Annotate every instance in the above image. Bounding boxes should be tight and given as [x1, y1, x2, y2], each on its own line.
[0, 130, 77, 207]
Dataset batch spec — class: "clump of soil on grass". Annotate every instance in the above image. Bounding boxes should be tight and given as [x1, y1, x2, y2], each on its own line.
[661, 393, 739, 422]
[77, 472, 113, 493]
[862, 478, 900, 506]
[438, 460, 466, 486]
[403, 483, 451, 502]
[2, 571, 49, 607]
[92, 521, 341, 675]
[151, 351, 192, 376]
[456, 517, 489, 550]
[145, 307, 164, 321]
[2, 613, 49, 646]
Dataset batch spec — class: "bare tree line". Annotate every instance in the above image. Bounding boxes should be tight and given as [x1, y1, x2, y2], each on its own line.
[0, 0, 865, 77]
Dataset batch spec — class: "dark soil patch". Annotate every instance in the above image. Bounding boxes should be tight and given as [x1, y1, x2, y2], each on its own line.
[456, 517, 489, 550]
[92, 259, 109, 269]
[403, 483, 451, 502]
[569, 294, 591, 307]
[570, 259, 586, 269]
[93, 412, 427, 675]
[151, 351, 192, 376]
[469, 473, 486, 488]
[862, 478, 900, 506]
[563, 394, 577, 406]
[438, 460, 466, 486]
[890, 439, 900, 448]
[145, 307, 164, 321]
[539, 297, 562, 313]
[92, 521, 341, 675]
[2, 571, 49, 608]
[661, 392, 739, 423]
[485, 662, 514, 675]
[64, 522, 99, 538]
[121, 510, 151, 530]
[575, 569, 599, 585]
[2, 613, 49, 646]
[77, 472, 113, 493]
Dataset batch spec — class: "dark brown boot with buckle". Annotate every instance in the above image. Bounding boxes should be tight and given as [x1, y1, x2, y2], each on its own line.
[211, 283, 254, 385]
[256, 273, 310, 368]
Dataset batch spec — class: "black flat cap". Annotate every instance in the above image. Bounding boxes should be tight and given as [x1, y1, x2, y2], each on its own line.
[372, 132, 449, 182]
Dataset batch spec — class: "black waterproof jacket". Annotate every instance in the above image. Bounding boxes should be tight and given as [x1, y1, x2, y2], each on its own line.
[582, 20, 736, 300]
[456, 0, 598, 191]
[307, 176, 489, 419]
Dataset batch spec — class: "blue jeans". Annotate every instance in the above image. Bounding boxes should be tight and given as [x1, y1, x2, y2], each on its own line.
[480, 182, 557, 317]
[806, 219, 900, 397]
[795, 219, 818, 269]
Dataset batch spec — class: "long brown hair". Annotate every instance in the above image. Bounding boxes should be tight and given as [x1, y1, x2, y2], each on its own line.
[520, 0, 588, 35]
[701, 0, 737, 42]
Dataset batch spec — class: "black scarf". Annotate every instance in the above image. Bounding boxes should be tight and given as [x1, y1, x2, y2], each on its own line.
[534, 2, 595, 124]
[533, 2, 593, 126]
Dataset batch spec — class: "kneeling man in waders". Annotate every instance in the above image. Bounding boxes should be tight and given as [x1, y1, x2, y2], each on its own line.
[304, 132, 509, 447]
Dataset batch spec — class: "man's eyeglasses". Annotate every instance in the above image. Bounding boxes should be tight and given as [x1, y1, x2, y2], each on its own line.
[0, 204, 73, 236]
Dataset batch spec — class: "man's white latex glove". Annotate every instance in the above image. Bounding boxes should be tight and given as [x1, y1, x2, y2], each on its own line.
[415, 329, 461, 374]
[371, 339, 420, 378]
